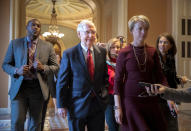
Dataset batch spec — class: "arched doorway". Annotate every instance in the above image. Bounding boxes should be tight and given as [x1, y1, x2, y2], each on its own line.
[26, 0, 96, 51]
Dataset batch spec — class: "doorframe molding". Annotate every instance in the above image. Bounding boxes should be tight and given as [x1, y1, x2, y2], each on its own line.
[172, 0, 191, 110]
[172, 0, 180, 73]
[0, 108, 10, 115]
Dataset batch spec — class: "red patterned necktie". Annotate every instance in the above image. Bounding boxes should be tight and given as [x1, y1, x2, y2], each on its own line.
[87, 49, 94, 80]
[28, 42, 36, 68]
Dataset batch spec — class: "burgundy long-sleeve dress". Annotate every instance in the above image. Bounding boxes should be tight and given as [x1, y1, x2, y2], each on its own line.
[114, 44, 168, 131]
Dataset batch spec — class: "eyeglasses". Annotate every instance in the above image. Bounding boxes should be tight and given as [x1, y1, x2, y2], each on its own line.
[83, 30, 96, 35]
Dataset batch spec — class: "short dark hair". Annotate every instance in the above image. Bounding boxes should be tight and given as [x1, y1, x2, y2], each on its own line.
[156, 32, 177, 56]
[26, 18, 41, 27]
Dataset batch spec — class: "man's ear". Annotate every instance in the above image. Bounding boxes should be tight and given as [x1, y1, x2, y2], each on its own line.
[26, 25, 30, 32]
[77, 31, 81, 38]
[26, 26, 29, 34]
[130, 31, 134, 36]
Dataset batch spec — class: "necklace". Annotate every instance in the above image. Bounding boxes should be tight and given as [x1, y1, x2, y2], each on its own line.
[132, 44, 147, 72]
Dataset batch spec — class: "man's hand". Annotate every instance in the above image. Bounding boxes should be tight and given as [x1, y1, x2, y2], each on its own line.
[16, 65, 30, 76]
[181, 76, 188, 84]
[96, 42, 106, 48]
[145, 84, 166, 95]
[33, 59, 44, 71]
[57, 108, 67, 118]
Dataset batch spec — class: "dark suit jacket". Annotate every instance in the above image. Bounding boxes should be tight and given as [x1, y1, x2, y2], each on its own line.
[56, 43, 108, 118]
[2, 37, 59, 101]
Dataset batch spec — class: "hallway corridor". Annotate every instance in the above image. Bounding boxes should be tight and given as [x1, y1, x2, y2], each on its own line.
[0, 108, 108, 131]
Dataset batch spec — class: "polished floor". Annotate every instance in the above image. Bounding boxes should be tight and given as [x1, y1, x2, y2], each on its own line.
[1, 108, 191, 131]
[0, 109, 69, 131]
[178, 110, 191, 131]
[0, 108, 108, 131]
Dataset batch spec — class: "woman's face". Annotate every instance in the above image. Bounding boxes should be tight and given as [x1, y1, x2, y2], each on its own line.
[131, 21, 148, 43]
[158, 36, 172, 55]
[56, 54, 61, 64]
[110, 41, 121, 59]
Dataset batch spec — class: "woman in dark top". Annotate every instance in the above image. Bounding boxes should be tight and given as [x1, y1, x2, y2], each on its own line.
[156, 33, 187, 90]
[156, 33, 187, 131]
[113, 15, 168, 131]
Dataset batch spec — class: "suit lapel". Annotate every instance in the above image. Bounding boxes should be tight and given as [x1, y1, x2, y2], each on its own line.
[36, 39, 42, 60]
[77, 43, 88, 71]
[93, 45, 101, 80]
[77, 43, 101, 81]
[23, 37, 28, 65]
[77, 43, 94, 81]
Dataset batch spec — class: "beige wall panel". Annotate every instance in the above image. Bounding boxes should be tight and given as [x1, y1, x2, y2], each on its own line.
[105, 14, 112, 42]
[128, 0, 172, 46]
[0, 0, 10, 108]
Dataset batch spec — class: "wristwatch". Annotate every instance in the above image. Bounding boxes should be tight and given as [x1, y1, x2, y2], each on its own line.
[13, 68, 19, 78]
[14, 68, 18, 75]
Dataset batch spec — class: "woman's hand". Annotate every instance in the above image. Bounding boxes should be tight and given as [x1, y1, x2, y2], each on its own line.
[114, 95, 123, 124]
[114, 107, 123, 125]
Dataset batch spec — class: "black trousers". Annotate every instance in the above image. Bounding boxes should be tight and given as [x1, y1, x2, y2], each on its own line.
[11, 80, 44, 131]
[68, 98, 105, 131]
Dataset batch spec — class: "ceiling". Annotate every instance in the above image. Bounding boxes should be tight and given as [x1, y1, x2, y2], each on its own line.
[26, 0, 94, 29]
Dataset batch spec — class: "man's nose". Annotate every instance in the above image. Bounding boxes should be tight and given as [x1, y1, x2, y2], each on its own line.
[34, 25, 39, 29]
[141, 29, 146, 34]
[89, 33, 95, 37]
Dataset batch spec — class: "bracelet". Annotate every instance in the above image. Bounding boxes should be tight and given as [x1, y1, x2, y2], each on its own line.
[113, 106, 121, 110]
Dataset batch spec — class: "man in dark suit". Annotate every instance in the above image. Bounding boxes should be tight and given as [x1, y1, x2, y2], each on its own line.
[56, 20, 109, 131]
[2, 19, 59, 131]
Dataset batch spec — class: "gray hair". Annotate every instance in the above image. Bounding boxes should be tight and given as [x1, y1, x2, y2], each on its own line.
[128, 15, 150, 32]
[77, 20, 96, 32]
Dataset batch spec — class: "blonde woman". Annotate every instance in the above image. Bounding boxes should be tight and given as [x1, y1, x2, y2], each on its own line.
[114, 15, 168, 131]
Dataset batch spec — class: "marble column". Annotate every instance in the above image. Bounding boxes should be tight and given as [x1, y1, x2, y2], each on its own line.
[7, 0, 27, 113]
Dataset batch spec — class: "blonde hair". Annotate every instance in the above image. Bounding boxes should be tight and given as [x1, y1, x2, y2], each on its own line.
[106, 38, 120, 58]
[128, 15, 150, 32]
[77, 20, 96, 32]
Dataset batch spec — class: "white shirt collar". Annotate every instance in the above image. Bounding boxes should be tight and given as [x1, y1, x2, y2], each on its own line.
[80, 42, 93, 53]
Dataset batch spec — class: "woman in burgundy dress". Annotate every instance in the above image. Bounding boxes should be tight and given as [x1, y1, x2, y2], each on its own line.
[114, 15, 168, 131]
